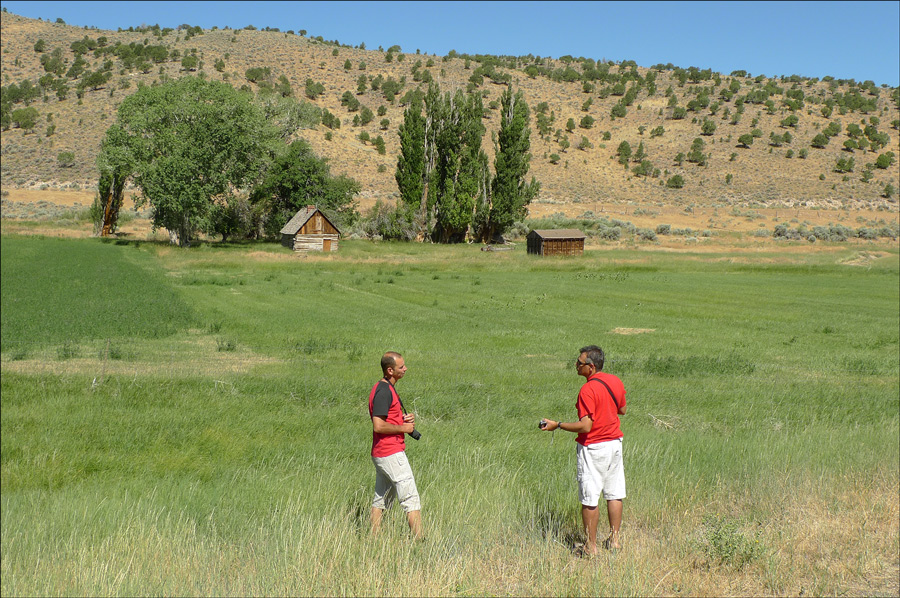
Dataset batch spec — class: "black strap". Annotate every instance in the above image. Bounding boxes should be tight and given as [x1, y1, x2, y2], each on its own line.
[590, 377, 619, 410]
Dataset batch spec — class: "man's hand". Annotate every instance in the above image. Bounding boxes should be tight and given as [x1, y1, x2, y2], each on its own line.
[403, 413, 415, 424]
[540, 419, 560, 431]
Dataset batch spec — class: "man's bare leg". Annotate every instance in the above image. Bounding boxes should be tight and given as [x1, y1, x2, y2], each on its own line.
[407, 510, 423, 540]
[581, 505, 599, 555]
[370, 507, 384, 534]
[605, 499, 623, 549]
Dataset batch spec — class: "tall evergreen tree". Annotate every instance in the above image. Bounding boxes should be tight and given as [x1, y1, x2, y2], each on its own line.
[481, 84, 539, 242]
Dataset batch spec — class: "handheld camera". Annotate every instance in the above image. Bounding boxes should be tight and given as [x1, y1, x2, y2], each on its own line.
[538, 419, 548, 430]
[409, 428, 421, 440]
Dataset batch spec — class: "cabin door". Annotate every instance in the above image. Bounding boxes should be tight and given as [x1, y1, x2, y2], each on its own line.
[323, 239, 332, 252]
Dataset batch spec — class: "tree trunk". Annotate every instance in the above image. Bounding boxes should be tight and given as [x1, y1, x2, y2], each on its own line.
[99, 173, 126, 236]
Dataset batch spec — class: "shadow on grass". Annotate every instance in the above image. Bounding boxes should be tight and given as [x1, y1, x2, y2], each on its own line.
[530, 503, 583, 555]
[101, 236, 285, 251]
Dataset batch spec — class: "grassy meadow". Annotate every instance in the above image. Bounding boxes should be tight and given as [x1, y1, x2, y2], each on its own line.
[1, 235, 898, 596]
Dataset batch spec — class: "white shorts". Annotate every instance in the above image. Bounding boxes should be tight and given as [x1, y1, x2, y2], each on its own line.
[576, 438, 626, 507]
[372, 451, 421, 513]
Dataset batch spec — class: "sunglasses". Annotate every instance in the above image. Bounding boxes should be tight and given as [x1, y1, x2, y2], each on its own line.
[575, 360, 590, 368]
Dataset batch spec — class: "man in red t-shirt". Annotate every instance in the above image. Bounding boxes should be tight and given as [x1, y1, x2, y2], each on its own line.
[540, 345, 627, 555]
[368, 351, 422, 539]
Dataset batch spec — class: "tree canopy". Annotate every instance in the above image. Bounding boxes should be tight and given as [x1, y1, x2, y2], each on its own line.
[97, 76, 357, 247]
[251, 138, 360, 237]
[98, 77, 276, 246]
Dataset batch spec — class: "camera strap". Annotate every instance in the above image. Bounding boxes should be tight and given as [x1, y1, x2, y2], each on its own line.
[590, 377, 619, 410]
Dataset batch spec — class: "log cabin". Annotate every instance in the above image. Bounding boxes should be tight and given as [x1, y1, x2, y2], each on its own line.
[280, 205, 341, 252]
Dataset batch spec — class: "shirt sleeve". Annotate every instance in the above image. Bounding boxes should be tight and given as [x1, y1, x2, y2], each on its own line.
[371, 383, 393, 419]
[576, 388, 595, 421]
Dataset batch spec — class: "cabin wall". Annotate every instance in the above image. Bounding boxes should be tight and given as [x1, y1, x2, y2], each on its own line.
[291, 234, 340, 252]
[299, 213, 340, 235]
[542, 239, 584, 255]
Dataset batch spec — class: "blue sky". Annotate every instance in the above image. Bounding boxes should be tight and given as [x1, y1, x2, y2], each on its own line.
[3, 1, 898, 86]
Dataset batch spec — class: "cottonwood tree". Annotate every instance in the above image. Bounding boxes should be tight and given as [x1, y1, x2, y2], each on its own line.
[97, 77, 277, 246]
[250, 138, 360, 237]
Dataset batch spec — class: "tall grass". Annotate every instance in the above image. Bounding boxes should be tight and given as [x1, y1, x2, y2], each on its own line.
[2, 237, 898, 596]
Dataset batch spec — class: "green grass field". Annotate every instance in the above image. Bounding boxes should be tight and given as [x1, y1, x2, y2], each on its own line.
[2, 236, 898, 596]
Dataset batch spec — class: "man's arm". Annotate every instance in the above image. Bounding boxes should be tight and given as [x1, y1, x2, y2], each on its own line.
[372, 415, 414, 435]
[541, 415, 592, 433]
[618, 404, 627, 415]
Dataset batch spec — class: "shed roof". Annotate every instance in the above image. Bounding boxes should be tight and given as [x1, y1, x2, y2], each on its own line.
[529, 229, 586, 239]
[279, 206, 341, 235]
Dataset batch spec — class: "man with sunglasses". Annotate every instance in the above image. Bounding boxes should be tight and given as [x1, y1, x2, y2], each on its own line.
[540, 345, 627, 554]
[368, 351, 423, 539]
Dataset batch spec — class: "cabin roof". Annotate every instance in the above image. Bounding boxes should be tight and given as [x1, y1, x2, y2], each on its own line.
[280, 206, 341, 235]
[529, 229, 586, 239]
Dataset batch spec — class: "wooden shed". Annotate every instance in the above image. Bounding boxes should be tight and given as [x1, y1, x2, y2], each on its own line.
[527, 229, 586, 256]
[280, 205, 341, 252]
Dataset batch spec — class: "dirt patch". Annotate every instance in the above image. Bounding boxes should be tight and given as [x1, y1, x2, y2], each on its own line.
[2, 188, 97, 207]
[612, 328, 656, 335]
[245, 251, 297, 261]
[840, 251, 891, 266]
[1, 350, 282, 377]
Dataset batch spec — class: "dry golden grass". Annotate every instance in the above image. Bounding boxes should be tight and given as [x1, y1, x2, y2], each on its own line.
[1, 328, 283, 378]
[4, 186, 898, 254]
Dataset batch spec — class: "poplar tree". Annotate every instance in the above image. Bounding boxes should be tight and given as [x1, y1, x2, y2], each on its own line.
[429, 89, 490, 243]
[395, 83, 536, 243]
[481, 84, 539, 242]
[395, 93, 426, 218]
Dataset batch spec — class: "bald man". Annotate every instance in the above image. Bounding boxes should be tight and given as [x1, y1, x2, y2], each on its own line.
[368, 351, 422, 539]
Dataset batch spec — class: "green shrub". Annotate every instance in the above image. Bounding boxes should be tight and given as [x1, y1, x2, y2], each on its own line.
[694, 515, 763, 570]
[666, 175, 684, 189]
[57, 151, 75, 167]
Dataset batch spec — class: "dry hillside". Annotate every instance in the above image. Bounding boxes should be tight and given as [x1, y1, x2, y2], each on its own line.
[2, 10, 899, 218]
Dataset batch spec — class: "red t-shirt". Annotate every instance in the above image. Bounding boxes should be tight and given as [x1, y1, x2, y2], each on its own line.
[369, 379, 406, 457]
[576, 372, 626, 446]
